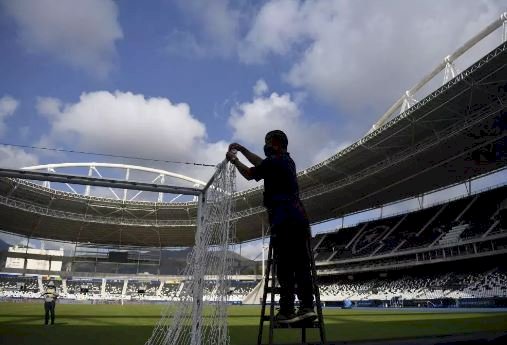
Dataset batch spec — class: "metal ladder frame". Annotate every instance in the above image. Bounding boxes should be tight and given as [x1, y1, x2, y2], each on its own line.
[257, 234, 327, 345]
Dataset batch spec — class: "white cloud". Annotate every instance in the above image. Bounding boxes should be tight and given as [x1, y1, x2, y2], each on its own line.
[35, 85, 350, 193]
[238, 0, 304, 63]
[0, 146, 39, 169]
[240, 0, 505, 116]
[0, 95, 18, 118]
[38, 91, 205, 159]
[36, 91, 228, 185]
[229, 92, 300, 148]
[0, 95, 19, 136]
[228, 85, 347, 172]
[164, 0, 504, 139]
[253, 79, 269, 97]
[168, 0, 242, 58]
[0, 96, 38, 169]
[2, 0, 123, 78]
[36, 97, 62, 119]
[0, 95, 18, 128]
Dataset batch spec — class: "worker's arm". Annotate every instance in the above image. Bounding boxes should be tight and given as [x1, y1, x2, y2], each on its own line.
[226, 152, 255, 181]
[229, 143, 263, 167]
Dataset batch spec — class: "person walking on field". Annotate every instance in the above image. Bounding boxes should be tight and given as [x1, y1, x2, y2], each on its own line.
[226, 130, 316, 323]
[42, 280, 59, 325]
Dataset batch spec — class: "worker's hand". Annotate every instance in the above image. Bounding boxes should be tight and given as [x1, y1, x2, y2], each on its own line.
[228, 143, 244, 153]
[226, 151, 237, 163]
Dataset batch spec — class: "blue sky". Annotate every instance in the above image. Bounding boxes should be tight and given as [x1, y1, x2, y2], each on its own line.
[0, 0, 348, 184]
[0, 0, 506, 258]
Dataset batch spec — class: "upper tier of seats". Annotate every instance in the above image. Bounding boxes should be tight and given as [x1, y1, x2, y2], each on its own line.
[313, 185, 507, 263]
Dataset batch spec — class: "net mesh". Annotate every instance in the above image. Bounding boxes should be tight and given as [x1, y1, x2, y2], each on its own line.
[145, 161, 236, 345]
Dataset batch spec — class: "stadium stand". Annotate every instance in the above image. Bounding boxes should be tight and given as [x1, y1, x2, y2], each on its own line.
[459, 187, 506, 239]
[160, 281, 181, 299]
[0, 186, 505, 307]
[42, 278, 62, 289]
[228, 280, 258, 301]
[0, 274, 39, 291]
[314, 185, 507, 263]
[0, 274, 259, 302]
[66, 278, 102, 295]
[105, 279, 124, 296]
[318, 266, 507, 303]
[0, 274, 40, 298]
[304, 185, 507, 309]
[126, 280, 159, 296]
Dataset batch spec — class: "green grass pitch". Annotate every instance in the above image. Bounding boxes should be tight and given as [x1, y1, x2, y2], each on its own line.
[0, 303, 506, 345]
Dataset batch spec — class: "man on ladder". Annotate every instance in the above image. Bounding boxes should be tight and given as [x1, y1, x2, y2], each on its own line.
[226, 130, 323, 327]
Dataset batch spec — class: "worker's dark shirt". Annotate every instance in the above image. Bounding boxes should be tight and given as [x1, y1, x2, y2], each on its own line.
[250, 152, 309, 227]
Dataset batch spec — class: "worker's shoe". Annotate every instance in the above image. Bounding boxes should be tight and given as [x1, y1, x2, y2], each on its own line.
[293, 307, 317, 322]
[274, 310, 296, 323]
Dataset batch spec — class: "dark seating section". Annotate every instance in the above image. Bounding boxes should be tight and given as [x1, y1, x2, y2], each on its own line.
[313, 185, 507, 262]
[397, 205, 443, 250]
[203, 279, 216, 295]
[66, 279, 102, 294]
[375, 219, 412, 255]
[314, 224, 362, 262]
[105, 279, 124, 295]
[0, 274, 38, 291]
[126, 280, 159, 296]
[160, 282, 180, 298]
[229, 280, 257, 297]
[460, 187, 506, 239]
[352, 215, 406, 256]
[41, 278, 62, 290]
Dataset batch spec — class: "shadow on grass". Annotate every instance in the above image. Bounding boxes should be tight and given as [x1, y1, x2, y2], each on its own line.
[0, 325, 154, 345]
[1, 315, 506, 345]
[0, 314, 163, 319]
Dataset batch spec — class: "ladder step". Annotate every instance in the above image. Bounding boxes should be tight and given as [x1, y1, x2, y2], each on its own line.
[262, 315, 321, 327]
[273, 323, 320, 329]
[265, 287, 282, 294]
[273, 321, 321, 329]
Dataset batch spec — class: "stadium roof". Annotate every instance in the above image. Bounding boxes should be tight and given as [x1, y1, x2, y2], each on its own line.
[0, 41, 506, 247]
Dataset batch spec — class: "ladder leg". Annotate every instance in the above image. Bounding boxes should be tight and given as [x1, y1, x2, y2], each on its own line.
[257, 240, 273, 345]
[258, 234, 326, 345]
[307, 237, 327, 344]
[269, 242, 276, 345]
[314, 282, 327, 344]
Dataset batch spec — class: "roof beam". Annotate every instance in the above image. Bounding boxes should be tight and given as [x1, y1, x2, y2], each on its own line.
[0, 168, 202, 196]
[370, 13, 507, 133]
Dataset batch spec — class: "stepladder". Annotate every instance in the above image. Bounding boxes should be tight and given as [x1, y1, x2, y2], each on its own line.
[257, 232, 327, 345]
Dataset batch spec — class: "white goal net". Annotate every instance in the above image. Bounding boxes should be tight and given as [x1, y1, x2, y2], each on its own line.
[145, 161, 236, 345]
